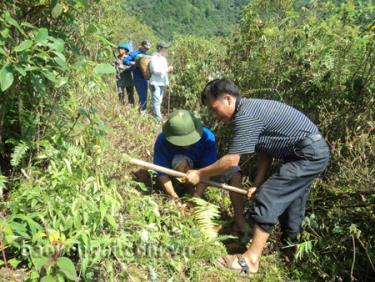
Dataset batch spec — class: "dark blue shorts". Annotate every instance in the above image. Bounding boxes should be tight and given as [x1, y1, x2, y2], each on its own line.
[249, 136, 330, 238]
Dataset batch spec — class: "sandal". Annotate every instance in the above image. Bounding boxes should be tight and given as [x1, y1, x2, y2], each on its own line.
[216, 254, 257, 276]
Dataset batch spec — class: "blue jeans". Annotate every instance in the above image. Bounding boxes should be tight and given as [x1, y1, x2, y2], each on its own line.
[134, 76, 148, 111]
[150, 84, 166, 121]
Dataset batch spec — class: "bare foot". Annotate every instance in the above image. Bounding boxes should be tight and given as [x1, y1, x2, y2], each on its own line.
[241, 254, 259, 273]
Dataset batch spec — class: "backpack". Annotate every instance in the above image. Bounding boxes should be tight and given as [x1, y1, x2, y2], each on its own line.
[136, 55, 152, 80]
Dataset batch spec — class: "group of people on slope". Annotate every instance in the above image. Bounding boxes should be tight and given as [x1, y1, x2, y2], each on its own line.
[114, 40, 172, 122]
[115, 38, 330, 277]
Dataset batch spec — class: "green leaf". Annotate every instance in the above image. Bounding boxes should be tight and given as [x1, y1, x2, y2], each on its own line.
[0, 65, 14, 92]
[52, 3, 63, 18]
[5, 14, 22, 32]
[137, 182, 148, 192]
[41, 275, 59, 282]
[21, 22, 36, 29]
[53, 51, 67, 69]
[81, 256, 89, 274]
[55, 57, 67, 69]
[51, 38, 65, 52]
[53, 51, 66, 62]
[56, 272, 66, 282]
[99, 201, 107, 220]
[31, 73, 47, 95]
[1, 28, 10, 38]
[55, 77, 68, 88]
[42, 71, 57, 83]
[94, 63, 116, 74]
[25, 66, 39, 72]
[32, 231, 46, 243]
[105, 214, 118, 229]
[14, 40, 33, 52]
[35, 28, 48, 44]
[86, 24, 97, 34]
[32, 256, 48, 271]
[56, 257, 78, 281]
[8, 258, 21, 268]
[14, 65, 27, 77]
[8, 221, 26, 235]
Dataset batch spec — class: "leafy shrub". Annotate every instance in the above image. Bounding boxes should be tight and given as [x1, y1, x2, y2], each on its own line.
[226, 1, 375, 280]
[169, 35, 229, 110]
[168, 1, 375, 280]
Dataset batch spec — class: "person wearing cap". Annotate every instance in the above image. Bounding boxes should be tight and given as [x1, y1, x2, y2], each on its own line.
[153, 109, 248, 232]
[184, 79, 330, 274]
[114, 42, 134, 105]
[149, 41, 173, 122]
[124, 40, 151, 111]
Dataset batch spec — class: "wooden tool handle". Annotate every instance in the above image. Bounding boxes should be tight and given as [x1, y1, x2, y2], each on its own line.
[130, 158, 247, 195]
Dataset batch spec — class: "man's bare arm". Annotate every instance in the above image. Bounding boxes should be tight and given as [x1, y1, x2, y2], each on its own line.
[184, 154, 240, 185]
[158, 175, 179, 198]
[200, 154, 240, 178]
[253, 152, 272, 188]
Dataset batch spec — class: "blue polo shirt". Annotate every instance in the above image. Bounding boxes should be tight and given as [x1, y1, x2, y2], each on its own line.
[153, 127, 217, 176]
[124, 49, 149, 80]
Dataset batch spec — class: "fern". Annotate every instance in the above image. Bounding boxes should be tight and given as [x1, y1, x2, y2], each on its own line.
[10, 142, 29, 167]
[294, 240, 316, 261]
[65, 142, 83, 159]
[190, 197, 220, 240]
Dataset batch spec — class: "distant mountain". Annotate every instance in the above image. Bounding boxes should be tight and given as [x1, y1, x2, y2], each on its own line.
[123, 0, 249, 40]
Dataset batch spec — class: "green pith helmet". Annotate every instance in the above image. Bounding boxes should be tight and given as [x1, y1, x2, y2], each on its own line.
[163, 110, 203, 146]
[117, 42, 130, 51]
[157, 41, 171, 50]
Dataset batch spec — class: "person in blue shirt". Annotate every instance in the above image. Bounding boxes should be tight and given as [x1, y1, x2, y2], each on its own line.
[114, 42, 134, 105]
[153, 109, 248, 232]
[124, 40, 151, 111]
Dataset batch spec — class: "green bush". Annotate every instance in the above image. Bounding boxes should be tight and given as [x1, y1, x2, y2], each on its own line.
[226, 1, 374, 280]
[168, 1, 374, 280]
[0, 1, 243, 281]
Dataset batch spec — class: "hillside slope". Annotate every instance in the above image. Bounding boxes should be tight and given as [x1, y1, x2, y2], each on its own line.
[124, 0, 249, 40]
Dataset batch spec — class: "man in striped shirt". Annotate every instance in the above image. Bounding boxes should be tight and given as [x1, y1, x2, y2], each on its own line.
[184, 79, 330, 275]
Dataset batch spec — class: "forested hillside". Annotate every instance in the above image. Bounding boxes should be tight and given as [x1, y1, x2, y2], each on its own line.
[124, 0, 249, 39]
[0, 0, 374, 281]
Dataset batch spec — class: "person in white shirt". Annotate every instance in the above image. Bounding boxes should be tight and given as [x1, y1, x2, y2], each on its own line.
[149, 41, 173, 122]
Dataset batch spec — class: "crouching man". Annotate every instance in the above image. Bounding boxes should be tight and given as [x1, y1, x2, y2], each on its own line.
[184, 79, 330, 275]
[153, 109, 248, 232]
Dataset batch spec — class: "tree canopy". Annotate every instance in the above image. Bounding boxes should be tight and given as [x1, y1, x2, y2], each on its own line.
[124, 0, 249, 40]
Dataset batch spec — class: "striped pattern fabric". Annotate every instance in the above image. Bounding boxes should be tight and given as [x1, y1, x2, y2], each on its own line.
[228, 98, 319, 158]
